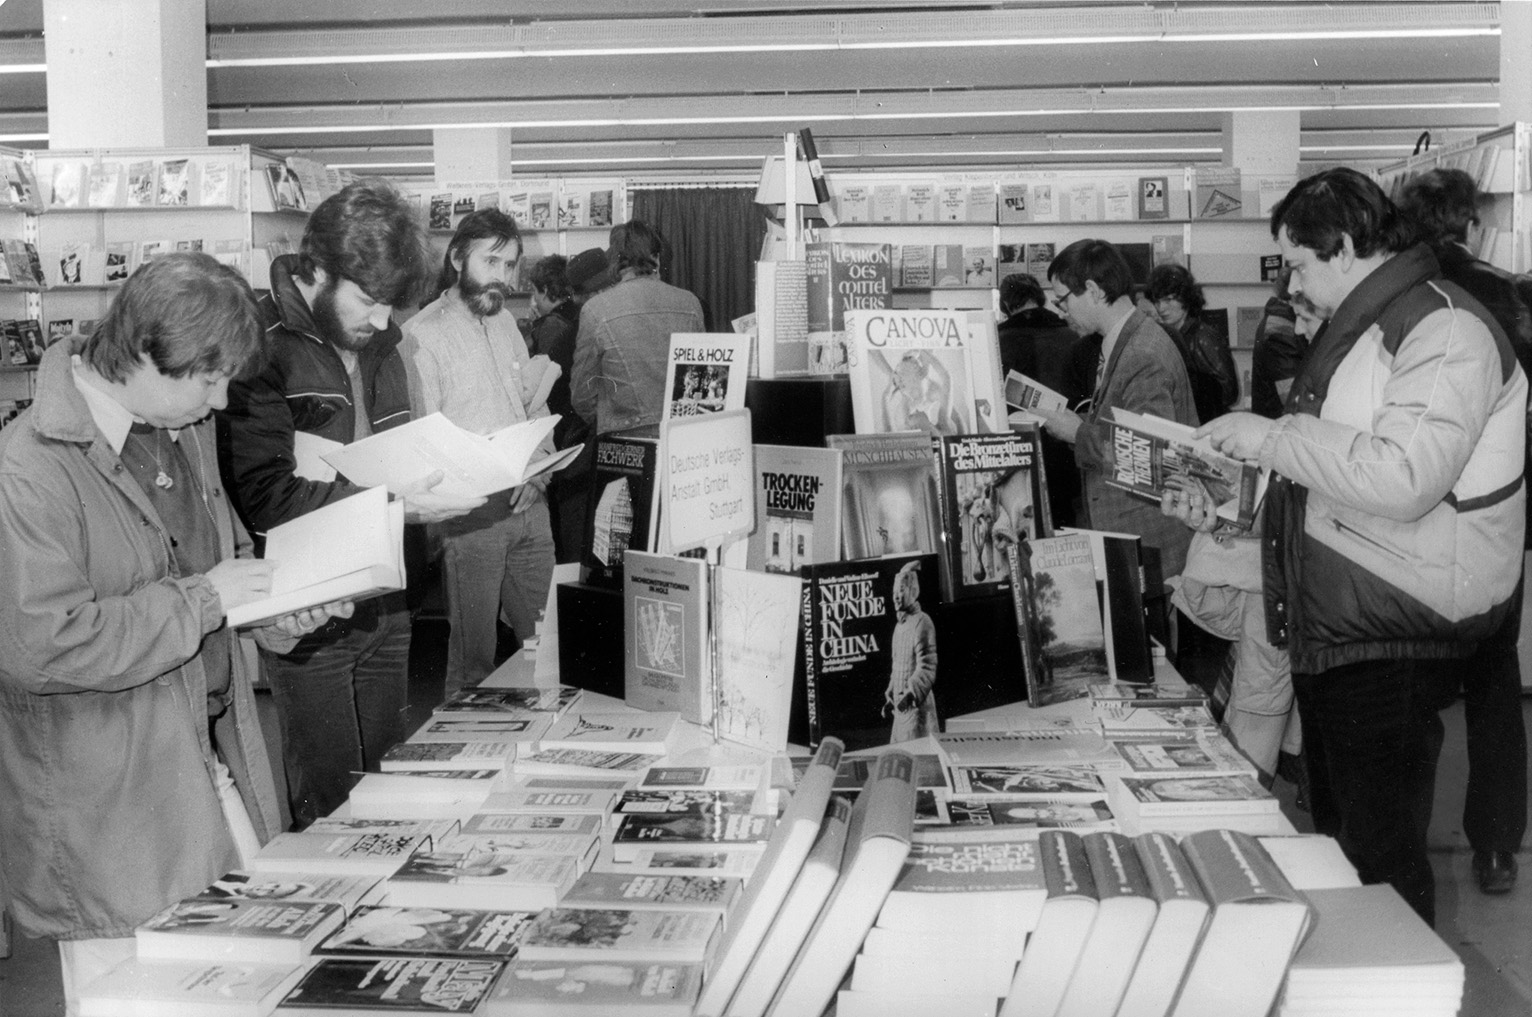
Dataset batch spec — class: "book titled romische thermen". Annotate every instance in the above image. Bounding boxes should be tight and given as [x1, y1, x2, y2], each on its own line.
[798, 552, 942, 752]
[1106, 408, 1268, 528]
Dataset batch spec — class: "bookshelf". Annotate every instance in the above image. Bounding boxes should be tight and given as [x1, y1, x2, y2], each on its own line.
[1376, 121, 1532, 275]
[0, 145, 42, 404]
[27, 145, 315, 348]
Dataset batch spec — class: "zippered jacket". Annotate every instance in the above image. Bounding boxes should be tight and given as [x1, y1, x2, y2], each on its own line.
[1260, 244, 1527, 673]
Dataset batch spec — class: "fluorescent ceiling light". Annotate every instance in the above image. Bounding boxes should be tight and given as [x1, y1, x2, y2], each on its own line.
[0, 133, 47, 142]
[0, 63, 46, 74]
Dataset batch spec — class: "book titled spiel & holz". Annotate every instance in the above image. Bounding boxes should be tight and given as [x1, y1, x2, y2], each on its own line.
[798, 553, 942, 752]
[935, 427, 1051, 601]
[1106, 407, 1268, 528]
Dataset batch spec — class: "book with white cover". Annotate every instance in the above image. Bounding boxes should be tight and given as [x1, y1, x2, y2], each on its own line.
[250, 828, 441, 878]
[692, 738, 844, 1017]
[347, 771, 500, 819]
[476, 787, 619, 816]
[936, 730, 1118, 769]
[434, 684, 581, 718]
[877, 825, 1047, 938]
[1111, 736, 1258, 777]
[661, 332, 750, 422]
[997, 830, 1100, 1017]
[1054, 832, 1159, 1017]
[639, 764, 767, 793]
[561, 871, 742, 915]
[458, 812, 604, 838]
[624, 552, 712, 724]
[1110, 773, 1278, 818]
[191, 870, 379, 913]
[384, 846, 580, 912]
[762, 749, 916, 1017]
[849, 951, 1015, 998]
[135, 897, 345, 963]
[406, 714, 551, 743]
[845, 308, 1005, 438]
[1169, 829, 1314, 1017]
[513, 748, 664, 778]
[380, 741, 513, 772]
[615, 846, 762, 878]
[1116, 832, 1211, 1017]
[837, 989, 998, 1017]
[540, 710, 681, 757]
[1281, 884, 1461, 1000]
[726, 794, 854, 1017]
[227, 486, 404, 628]
[321, 411, 582, 500]
[78, 957, 306, 1017]
[488, 959, 703, 1016]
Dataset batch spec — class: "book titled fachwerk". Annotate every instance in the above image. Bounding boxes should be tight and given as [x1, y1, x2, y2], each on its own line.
[227, 486, 404, 629]
[1106, 407, 1268, 527]
[321, 412, 581, 501]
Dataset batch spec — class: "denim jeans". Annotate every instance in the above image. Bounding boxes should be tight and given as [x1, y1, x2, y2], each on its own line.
[1293, 657, 1448, 924]
[439, 498, 556, 695]
[264, 594, 411, 828]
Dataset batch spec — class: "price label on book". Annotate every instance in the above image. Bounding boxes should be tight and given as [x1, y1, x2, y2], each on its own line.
[662, 408, 755, 553]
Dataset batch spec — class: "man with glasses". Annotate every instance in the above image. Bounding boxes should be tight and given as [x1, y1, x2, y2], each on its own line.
[1035, 238, 1198, 580]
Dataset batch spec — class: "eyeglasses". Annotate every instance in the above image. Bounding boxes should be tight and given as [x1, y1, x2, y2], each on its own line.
[1050, 291, 1073, 313]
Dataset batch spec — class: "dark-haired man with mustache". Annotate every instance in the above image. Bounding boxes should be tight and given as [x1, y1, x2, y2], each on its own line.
[402, 208, 557, 698]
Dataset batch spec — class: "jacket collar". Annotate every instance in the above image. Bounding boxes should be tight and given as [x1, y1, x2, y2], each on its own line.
[1285, 243, 1439, 415]
[31, 338, 99, 445]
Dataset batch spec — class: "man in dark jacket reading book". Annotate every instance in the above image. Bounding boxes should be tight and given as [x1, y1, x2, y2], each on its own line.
[1188, 167, 1527, 924]
[1036, 239, 1198, 578]
[219, 181, 483, 830]
[400, 209, 558, 696]
[0, 254, 348, 1010]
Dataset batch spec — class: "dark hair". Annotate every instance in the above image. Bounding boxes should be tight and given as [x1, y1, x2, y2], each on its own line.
[1398, 167, 1479, 248]
[86, 252, 262, 384]
[612, 219, 662, 275]
[999, 274, 1046, 315]
[1145, 263, 1207, 319]
[1268, 166, 1415, 260]
[566, 247, 613, 295]
[298, 179, 432, 307]
[438, 208, 522, 292]
[1048, 239, 1135, 304]
[527, 254, 572, 303]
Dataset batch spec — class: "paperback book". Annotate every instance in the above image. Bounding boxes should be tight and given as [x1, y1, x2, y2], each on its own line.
[624, 551, 711, 724]
[713, 564, 803, 753]
[610, 812, 775, 862]
[516, 908, 721, 965]
[845, 308, 1004, 438]
[947, 764, 1107, 799]
[1105, 408, 1267, 527]
[934, 427, 1052, 600]
[560, 871, 742, 914]
[1111, 773, 1277, 818]
[540, 709, 681, 757]
[77, 958, 306, 1017]
[660, 332, 749, 421]
[434, 685, 580, 718]
[314, 906, 535, 959]
[827, 431, 941, 560]
[797, 552, 942, 752]
[135, 898, 345, 963]
[379, 741, 512, 773]
[489, 960, 703, 1015]
[384, 846, 580, 911]
[585, 425, 662, 586]
[877, 826, 1047, 937]
[997, 830, 1099, 1017]
[275, 958, 504, 1015]
[746, 443, 843, 572]
[946, 796, 1116, 831]
[1017, 531, 1110, 706]
[191, 870, 379, 912]
[511, 747, 664, 778]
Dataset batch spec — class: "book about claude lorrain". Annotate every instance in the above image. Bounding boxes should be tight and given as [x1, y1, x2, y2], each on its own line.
[797, 552, 942, 753]
[935, 426, 1052, 601]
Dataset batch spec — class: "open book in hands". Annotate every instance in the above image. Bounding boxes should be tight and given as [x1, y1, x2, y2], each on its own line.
[319, 412, 584, 500]
[227, 486, 404, 628]
[1105, 407, 1270, 528]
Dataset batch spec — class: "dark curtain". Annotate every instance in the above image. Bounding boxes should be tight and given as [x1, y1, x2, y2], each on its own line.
[631, 187, 768, 332]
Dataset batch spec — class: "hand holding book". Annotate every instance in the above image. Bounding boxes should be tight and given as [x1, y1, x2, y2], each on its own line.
[396, 468, 488, 524]
[1197, 410, 1276, 461]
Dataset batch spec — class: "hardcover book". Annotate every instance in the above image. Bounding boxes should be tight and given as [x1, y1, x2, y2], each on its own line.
[846, 308, 1005, 437]
[827, 432, 941, 560]
[1116, 832, 1210, 1017]
[379, 740, 512, 773]
[77, 958, 306, 1017]
[585, 426, 662, 586]
[754, 258, 810, 379]
[191, 870, 379, 912]
[897, 243, 933, 288]
[661, 332, 749, 421]
[135, 898, 344, 963]
[805, 241, 894, 375]
[935, 428, 1051, 600]
[489, 960, 703, 1015]
[692, 738, 843, 1017]
[878, 825, 1046, 937]
[611, 812, 775, 861]
[314, 906, 535, 959]
[624, 550, 711, 725]
[384, 846, 580, 911]
[1106, 408, 1267, 528]
[516, 908, 721, 965]
[1054, 832, 1159, 1017]
[797, 553, 942, 752]
[275, 958, 504, 1015]
[747, 444, 842, 572]
[997, 830, 1099, 1017]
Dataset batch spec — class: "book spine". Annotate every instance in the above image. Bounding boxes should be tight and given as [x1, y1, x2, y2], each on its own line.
[1180, 828, 1301, 905]
[1006, 542, 1052, 708]
[1039, 830, 1097, 901]
[1133, 831, 1208, 906]
[857, 750, 916, 845]
[1082, 832, 1152, 901]
[802, 575, 821, 746]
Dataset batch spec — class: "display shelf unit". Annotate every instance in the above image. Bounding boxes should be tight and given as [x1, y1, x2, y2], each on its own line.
[0, 144, 42, 401]
[1376, 121, 1531, 275]
[28, 145, 309, 344]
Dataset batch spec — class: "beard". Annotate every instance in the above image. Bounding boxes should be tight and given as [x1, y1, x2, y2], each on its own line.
[312, 278, 377, 352]
[459, 265, 512, 318]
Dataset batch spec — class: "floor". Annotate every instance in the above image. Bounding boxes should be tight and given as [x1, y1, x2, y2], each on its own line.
[1, 622, 1529, 1016]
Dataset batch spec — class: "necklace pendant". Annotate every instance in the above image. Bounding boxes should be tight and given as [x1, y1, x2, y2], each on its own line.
[155, 470, 174, 490]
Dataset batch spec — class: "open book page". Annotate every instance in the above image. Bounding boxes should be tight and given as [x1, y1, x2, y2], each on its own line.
[293, 429, 342, 482]
[1107, 407, 1269, 525]
[320, 412, 575, 499]
[227, 486, 404, 628]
